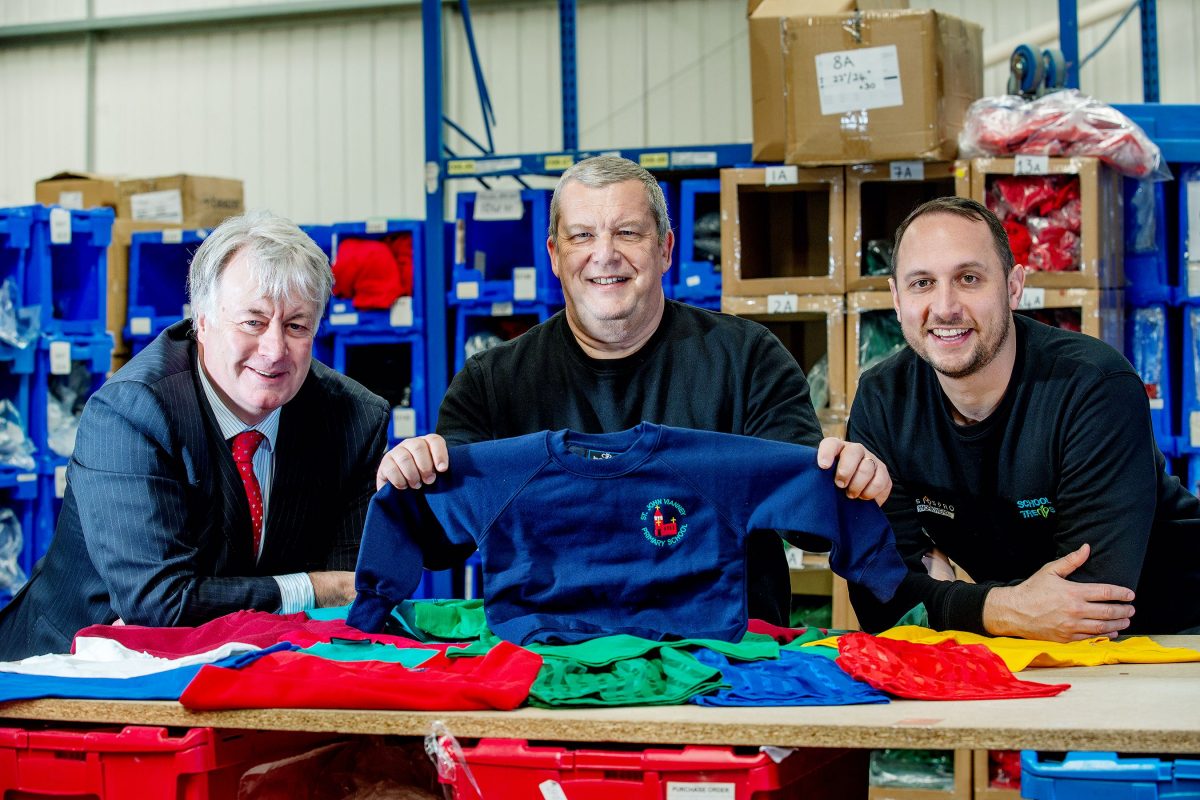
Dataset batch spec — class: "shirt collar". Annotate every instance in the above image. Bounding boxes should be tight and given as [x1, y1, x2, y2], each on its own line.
[196, 358, 281, 453]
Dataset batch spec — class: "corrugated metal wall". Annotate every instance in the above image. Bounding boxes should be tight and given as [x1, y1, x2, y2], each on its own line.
[1, 0, 1198, 222]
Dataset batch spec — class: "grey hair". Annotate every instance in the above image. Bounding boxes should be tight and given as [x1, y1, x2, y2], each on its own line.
[548, 155, 671, 243]
[187, 210, 332, 321]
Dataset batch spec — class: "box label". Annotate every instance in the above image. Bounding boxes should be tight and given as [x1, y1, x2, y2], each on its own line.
[1192, 411, 1200, 448]
[130, 189, 184, 223]
[890, 161, 925, 181]
[390, 296, 413, 328]
[329, 312, 359, 326]
[366, 218, 388, 233]
[671, 150, 717, 167]
[491, 301, 514, 317]
[55, 465, 68, 499]
[767, 293, 798, 314]
[49, 340, 71, 374]
[1188, 264, 1200, 298]
[1188, 181, 1200, 261]
[815, 44, 903, 116]
[130, 317, 152, 335]
[456, 281, 480, 300]
[665, 783, 736, 799]
[513, 267, 538, 300]
[447, 160, 477, 176]
[161, 229, 184, 244]
[474, 190, 524, 222]
[393, 407, 417, 439]
[1014, 155, 1050, 176]
[49, 208, 72, 244]
[57, 190, 84, 210]
[539, 780, 569, 800]
[765, 165, 798, 186]
[686, 275, 702, 287]
[544, 154, 574, 171]
[1016, 287, 1045, 310]
[639, 152, 669, 169]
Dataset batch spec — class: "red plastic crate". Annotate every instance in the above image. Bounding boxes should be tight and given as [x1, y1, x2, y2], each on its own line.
[0, 724, 335, 799]
[443, 738, 868, 799]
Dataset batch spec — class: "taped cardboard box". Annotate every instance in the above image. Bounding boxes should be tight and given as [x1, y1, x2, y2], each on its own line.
[117, 174, 243, 228]
[780, 10, 982, 165]
[748, 0, 908, 163]
[35, 171, 123, 213]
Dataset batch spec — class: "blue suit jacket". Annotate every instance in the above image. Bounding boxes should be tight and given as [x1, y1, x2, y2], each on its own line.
[0, 321, 389, 659]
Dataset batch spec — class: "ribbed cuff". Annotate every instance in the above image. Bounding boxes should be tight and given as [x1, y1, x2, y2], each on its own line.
[274, 573, 316, 614]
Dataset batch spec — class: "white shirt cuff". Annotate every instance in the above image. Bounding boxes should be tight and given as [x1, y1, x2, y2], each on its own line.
[274, 572, 317, 614]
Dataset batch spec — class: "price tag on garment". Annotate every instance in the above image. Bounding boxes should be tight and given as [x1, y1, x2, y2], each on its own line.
[329, 312, 359, 326]
[889, 161, 925, 181]
[55, 465, 68, 499]
[49, 340, 72, 375]
[365, 218, 388, 234]
[473, 190, 524, 222]
[1016, 287, 1045, 310]
[393, 407, 417, 440]
[1014, 155, 1049, 175]
[57, 191, 84, 210]
[389, 296, 413, 328]
[161, 229, 184, 244]
[512, 267, 537, 301]
[49, 208, 72, 244]
[767, 293, 798, 314]
[539, 780, 569, 800]
[456, 281, 480, 300]
[130, 317, 152, 335]
[765, 165, 798, 186]
[666, 782, 736, 799]
[814, 45, 903, 116]
[491, 301, 514, 317]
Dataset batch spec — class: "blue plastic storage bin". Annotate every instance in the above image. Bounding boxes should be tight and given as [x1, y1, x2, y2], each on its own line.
[453, 300, 557, 373]
[450, 190, 560, 305]
[1126, 304, 1175, 457]
[1020, 750, 1200, 800]
[30, 205, 113, 339]
[327, 219, 425, 334]
[1124, 177, 1172, 305]
[125, 228, 209, 350]
[301, 224, 335, 260]
[330, 332, 427, 446]
[1178, 165, 1200, 302]
[673, 179, 722, 309]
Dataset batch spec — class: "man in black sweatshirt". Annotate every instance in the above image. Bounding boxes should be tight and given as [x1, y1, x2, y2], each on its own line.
[848, 196, 1200, 641]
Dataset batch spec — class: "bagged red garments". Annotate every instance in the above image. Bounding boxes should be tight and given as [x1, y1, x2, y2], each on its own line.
[835, 632, 1070, 700]
[960, 90, 1169, 180]
[332, 237, 411, 310]
[988, 175, 1082, 272]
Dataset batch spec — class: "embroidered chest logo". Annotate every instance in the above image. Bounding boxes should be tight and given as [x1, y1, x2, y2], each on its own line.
[1017, 497, 1056, 519]
[915, 496, 955, 519]
[641, 498, 688, 547]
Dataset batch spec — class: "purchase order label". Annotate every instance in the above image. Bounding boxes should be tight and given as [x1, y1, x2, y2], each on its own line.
[815, 45, 903, 116]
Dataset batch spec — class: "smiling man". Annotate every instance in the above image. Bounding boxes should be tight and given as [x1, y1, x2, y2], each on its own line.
[376, 155, 892, 626]
[846, 196, 1200, 641]
[0, 211, 389, 660]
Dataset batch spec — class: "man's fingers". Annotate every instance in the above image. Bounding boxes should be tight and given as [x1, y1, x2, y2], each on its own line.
[843, 453, 878, 499]
[1077, 582, 1136, 604]
[1046, 542, 1090, 579]
[816, 437, 843, 470]
[428, 435, 450, 472]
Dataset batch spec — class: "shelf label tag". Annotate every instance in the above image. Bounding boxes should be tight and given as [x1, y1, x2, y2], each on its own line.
[890, 161, 925, 181]
[393, 407, 417, 439]
[765, 166, 798, 186]
[390, 296, 413, 327]
[49, 208, 72, 244]
[49, 340, 72, 374]
[767, 293, 798, 314]
[474, 190, 524, 221]
[1014, 155, 1050, 175]
[512, 267, 537, 300]
[1016, 287, 1045, 310]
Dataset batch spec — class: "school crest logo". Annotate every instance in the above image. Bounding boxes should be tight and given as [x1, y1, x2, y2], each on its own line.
[641, 498, 688, 547]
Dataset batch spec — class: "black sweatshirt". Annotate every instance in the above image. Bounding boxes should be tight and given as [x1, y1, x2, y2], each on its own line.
[435, 300, 824, 624]
[848, 313, 1200, 635]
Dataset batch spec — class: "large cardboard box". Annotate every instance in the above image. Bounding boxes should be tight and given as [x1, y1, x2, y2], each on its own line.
[117, 174, 243, 228]
[749, 0, 908, 162]
[764, 9, 981, 165]
[35, 171, 123, 212]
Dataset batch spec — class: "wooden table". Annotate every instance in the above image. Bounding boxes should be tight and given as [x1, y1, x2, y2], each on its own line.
[2, 637, 1197, 754]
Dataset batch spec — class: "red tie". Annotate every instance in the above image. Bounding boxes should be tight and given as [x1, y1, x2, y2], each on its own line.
[231, 430, 266, 559]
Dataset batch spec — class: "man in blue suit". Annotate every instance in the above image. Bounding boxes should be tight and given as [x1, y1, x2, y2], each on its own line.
[0, 211, 389, 660]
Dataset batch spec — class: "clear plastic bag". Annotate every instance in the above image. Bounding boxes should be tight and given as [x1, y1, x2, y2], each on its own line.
[0, 279, 39, 350]
[869, 748, 956, 790]
[0, 508, 27, 596]
[47, 363, 93, 458]
[959, 90, 1171, 181]
[806, 353, 829, 411]
[0, 399, 35, 471]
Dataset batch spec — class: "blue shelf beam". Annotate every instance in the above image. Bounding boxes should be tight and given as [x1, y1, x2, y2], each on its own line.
[442, 143, 753, 179]
[1140, 0, 1159, 102]
[559, 0, 578, 151]
[1058, 1, 1080, 90]
[422, 0, 448, 423]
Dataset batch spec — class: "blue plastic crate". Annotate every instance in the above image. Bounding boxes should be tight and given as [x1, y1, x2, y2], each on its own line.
[300, 224, 335, 260]
[1020, 751, 1200, 800]
[452, 300, 558, 373]
[30, 205, 113, 338]
[0, 364, 34, 475]
[450, 190, 560, 305]
[1180, 304, 1200, 454]
[125, 228, 209, 344]
[327, 219, 425, 334]
[1178, 165, 1200, 302]
[673, 178, 722, 309]
[3, 488, 40, 587]
[329, 331, 427, 446]
[1124, 178, 1172, 305]
[1126, 304, 1175, 457]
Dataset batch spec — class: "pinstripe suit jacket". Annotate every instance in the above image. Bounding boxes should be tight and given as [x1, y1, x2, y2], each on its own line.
[0, 320, 390, 659]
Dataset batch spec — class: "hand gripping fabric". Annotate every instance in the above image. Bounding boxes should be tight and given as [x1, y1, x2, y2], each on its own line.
[231, 430, 266, 558]
[835, 633, 1070, 700]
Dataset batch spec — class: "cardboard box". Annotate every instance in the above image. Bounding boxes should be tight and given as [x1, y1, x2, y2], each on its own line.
[749, 0, 909, 162]
[117, 174, 243, 228]
[971, 157, 1124, 289]
[35, 171, 123, 212]
[1015, 287, 1125, 352]
[107, 220, 184, 371]
[770, 10, 981, 165]
[846, 160, 971, 290]
[721, 166, 846, 296]
[721, 292, 847, 414]
[867, 750, 972, 800]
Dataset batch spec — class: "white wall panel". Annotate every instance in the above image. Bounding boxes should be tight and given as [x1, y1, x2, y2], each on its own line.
[2, 1, 1200, 221]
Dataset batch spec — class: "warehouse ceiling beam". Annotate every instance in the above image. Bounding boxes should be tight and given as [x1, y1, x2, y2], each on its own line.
[0, 0, 423, 44]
